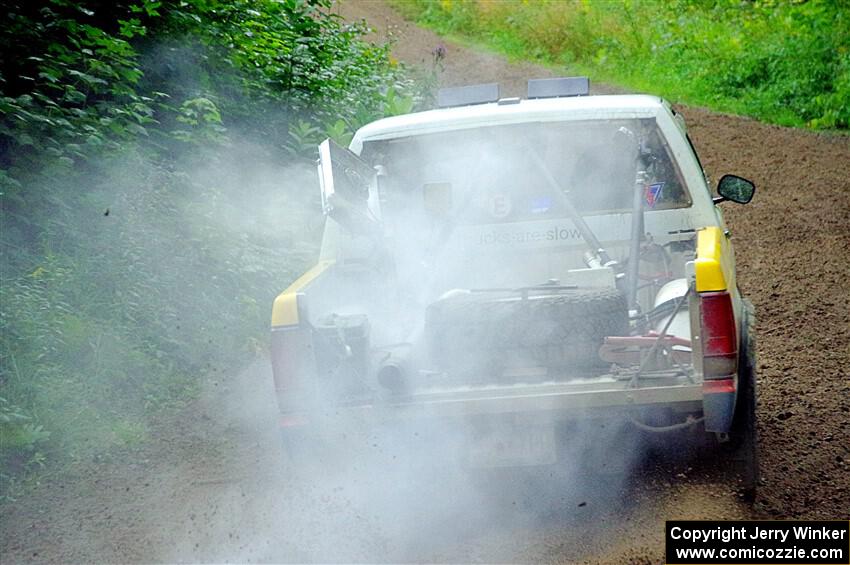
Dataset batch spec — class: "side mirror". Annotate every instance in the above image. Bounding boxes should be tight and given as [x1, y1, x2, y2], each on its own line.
[714, 174, 755, 205]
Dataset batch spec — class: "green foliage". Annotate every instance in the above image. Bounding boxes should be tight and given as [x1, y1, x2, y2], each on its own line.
[0, 1, 159, 187]
[185, 0, 408, 123]
[395, 0, 850, 130]
[1, 0, 425, 498]
[383, 87, 417, 116]
[172, 97, 226, 143]
[1, 0, 424, 186]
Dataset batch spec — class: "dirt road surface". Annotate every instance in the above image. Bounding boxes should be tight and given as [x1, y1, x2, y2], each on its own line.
[2, 1, 848, 563]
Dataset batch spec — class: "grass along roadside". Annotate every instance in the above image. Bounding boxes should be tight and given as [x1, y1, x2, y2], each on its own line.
[391, 0, 850, 130]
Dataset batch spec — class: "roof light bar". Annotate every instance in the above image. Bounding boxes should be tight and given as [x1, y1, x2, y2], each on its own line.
[527, 76, 590, 99]
[437, 83, 500, 108]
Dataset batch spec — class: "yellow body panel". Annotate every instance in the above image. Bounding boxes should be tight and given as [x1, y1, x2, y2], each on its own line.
[695, 226, 731, 292]
[271, 260, 334, 327]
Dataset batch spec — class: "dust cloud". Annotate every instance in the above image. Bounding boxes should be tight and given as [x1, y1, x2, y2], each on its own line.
[5, 108, 683, 564]
[142, 118, 668, 562]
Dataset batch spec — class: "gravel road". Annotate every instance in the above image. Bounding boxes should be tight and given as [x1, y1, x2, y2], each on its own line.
[1, 1, 848, 563]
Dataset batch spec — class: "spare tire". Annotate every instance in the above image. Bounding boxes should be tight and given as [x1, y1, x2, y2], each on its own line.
[426, 287, 627, 381]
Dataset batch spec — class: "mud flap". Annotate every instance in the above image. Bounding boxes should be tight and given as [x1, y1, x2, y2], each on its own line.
[703, 389, 735, 433]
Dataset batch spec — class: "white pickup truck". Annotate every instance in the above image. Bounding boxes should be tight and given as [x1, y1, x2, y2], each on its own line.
[271, 78, 759, 497]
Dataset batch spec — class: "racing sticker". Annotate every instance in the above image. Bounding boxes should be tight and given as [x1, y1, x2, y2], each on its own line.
[530, 195, 553, 215]
[645, 182, 665, 208]
[488, 193, 513, 219]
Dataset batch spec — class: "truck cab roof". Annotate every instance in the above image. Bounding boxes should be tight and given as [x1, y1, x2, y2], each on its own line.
[350, 94, 674, 153]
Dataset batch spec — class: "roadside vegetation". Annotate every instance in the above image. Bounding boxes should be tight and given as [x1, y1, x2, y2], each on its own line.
[0, 0, 424, 499]
[393, 0, 849, 130]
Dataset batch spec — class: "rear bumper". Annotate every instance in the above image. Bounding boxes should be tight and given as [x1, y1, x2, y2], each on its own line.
[280, 380, 704, 427]
[280, 380, 707, 469]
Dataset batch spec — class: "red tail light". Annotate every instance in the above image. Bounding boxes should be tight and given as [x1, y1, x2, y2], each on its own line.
[699, 291, 737, 379]
[270, 325, 314, 416]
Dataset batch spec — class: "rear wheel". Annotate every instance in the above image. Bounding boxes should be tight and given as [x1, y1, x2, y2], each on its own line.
[659, 300, 758, 498]
[725, 299, 759, 501]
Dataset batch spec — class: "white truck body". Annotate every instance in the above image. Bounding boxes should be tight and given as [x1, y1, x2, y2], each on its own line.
[271, 87, 757, 490]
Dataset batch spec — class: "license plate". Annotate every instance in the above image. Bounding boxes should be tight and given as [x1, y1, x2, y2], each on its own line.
[466, 423, 557, 468]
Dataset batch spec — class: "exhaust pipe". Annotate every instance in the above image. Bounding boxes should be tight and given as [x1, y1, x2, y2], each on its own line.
[377, 350, 411, 395]
[377, 356, 407, 395]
